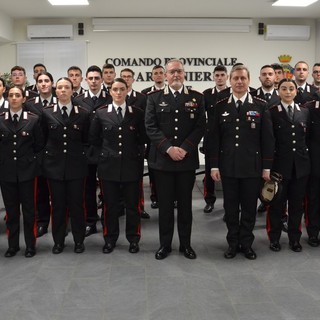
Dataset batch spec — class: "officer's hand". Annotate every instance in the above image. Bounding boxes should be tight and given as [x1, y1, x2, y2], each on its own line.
[211, 169, 221, 182]
[262, 169, 271, 181]
[168, 147, 185, 161]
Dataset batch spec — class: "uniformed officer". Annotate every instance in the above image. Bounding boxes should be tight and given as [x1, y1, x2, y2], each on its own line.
[0, 86, 44, 257]
[42, 77, 90, 254]
[24, 72, 57, 237]
[74, 65, 112, 237]
[266, 78, 310, 253]
[145, 59, 205, 260]
[101, 63, 116, 94]
[89, 78, 146, 254]
[208, 65, 273, 260]
[202, 65, 229, 214]
[67, 66, 86, 97]
[0, 77, 8, 111]
[26, 63, 47, 93]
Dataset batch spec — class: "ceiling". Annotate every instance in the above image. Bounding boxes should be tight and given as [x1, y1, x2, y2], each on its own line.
[0, 0, 320, 19]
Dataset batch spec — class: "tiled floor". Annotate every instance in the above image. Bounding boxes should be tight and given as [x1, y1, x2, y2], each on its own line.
[0, 175, 320, 320]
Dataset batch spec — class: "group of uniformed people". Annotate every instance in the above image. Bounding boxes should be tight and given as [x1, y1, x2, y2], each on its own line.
[0, 59, 320, 260]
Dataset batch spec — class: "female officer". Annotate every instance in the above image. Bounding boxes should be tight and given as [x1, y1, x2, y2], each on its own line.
[266, 78, 310, 252]
[0, 86, 44, 257]
[42, 77, 90, 254]
[89, 78, 146, 254]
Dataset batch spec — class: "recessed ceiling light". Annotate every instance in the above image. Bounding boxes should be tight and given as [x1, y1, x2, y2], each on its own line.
[272, 0, 318, 7]
[48, 0, 89, 5]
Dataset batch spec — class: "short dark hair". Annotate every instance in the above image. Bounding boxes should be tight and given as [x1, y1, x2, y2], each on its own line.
[260, 64, 274, 71]
[11, 66, 26, 75]
[313, 63, 320, 68]
[271, 63, 284, 72]
[67, 66, 82, 75]
[33, 63, 46, 71]
[86, 65, 102, 77]
[36, 71, 54, 83]
[213, 65, 227, 73]
[152, 65, 164, 71]
[0, 77, 6, 87]
[102, 63, 115, 71]
[120, 68, 135, 77]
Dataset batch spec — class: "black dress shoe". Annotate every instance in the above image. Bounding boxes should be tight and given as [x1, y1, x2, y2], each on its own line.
[102, 242, 115, 254]
[25, 247, 36, 258]
[4, 247, 20, 258]
[85, 225, 97, 237]
[155, 246, 172, 260]
[179, 246, 197, 259]
[151, 201, 159, 209]
[52, 244, 64, 254]
[36, 225, 48, 238]
[257, 203, 266, 213]
[203, 203, 214, 213]
[308, 236, 320, 247]
[141, 210, 150, 219]
[224, 246, 237, 259]
[289, 241, 302, 252]
[269, 241, 281, 252]
[242, 247, 257, 260]
[129, 242, 140, 253]
[74, 243, 85, 253]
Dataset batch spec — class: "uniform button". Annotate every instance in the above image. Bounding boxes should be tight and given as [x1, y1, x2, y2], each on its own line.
[293, 140, 296, 144]
[174, 136, 178, 139]
[293, 148, 296, 151]
[175, 110, 179, 113]
[119, 127, 122, 130]
[119, 151, 122, 155]
[119, 143, 122, 146]
[175, 127, 178, 131]
[292, 133, 295, 136]
[13, 150, 16, 153]
[64, 142, 67, 145]
[175, 119, 178, 122]
[291, 125, 295, 128]
[63, 150, 67, 153]
[235, 135, 239, 139]
[235, 143, 239, 147]
[93, 111, 96, 113]
[236, 119, 240, 122]
[13, 134, 17, 138]
[236, 127, 239, 130]
[64, 127, 67, 130]
[63, 134, 67, 138]
[119, 135, 122, 138]
[13, 142, 17, 145]
[13, 157, 17, 160]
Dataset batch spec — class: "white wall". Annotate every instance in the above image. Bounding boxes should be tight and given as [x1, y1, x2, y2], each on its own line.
[0, 17, 318, 91]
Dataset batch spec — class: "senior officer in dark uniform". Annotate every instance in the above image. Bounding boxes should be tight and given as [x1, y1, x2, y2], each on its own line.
[145, 59, 205, 260]
[208, 65, 274, 260]
[42, 77, 90, 254]
[24, 71, 57, 238]
[305, 98, 320, 247]
[0, 87, 44, 258]
[89, 78, 146, 254]
[74, 65, 111, 237]
[266, 78, 310, 252]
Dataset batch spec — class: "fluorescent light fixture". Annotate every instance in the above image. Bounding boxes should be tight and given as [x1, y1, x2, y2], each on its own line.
[92, 18, 253, 33]
[272, 0, 318, 7]
[48, 0, 89, 5]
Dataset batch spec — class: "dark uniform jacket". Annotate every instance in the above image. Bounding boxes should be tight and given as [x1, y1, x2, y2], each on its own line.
[145, 85, 205, 172]
[89, 103, 146, 182]
[0, 99, 9, 112]
[0, 111, 44, 182]
[127, 90, 147, 110]
[302, 100, 320, 176]
[41, 103, 90, 180]
[208, 93, 274, 178]
[141, 85, 166, 95]
[294, 83, 318, 105]
[24, 96, 58, 119]
[251, 87, 280, 109]
[268, 103, 310, 179]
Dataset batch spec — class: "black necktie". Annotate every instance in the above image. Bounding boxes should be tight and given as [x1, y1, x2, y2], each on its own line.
[174, 91, 180, 102]
[13, 114, 18, 126]
[62, 106, 68, 119]
[92, 96, 98, 104]
[43, 99, 48, 107]
[117, 106, 123, 122]
[287, 105, 294, 121]
[73, 92, 78, 98]
[236, 100, 242, 112]
[265, 93, 271, 102]
[298, 87, 304, 94]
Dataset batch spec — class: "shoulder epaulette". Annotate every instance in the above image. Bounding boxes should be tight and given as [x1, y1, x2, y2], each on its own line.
[216, 96, 229, 105]
[147, 90, 161, 95]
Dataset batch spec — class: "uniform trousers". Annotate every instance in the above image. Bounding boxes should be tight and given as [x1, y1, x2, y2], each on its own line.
[221, 176, 261, 249]
[0, 178, 37, 249]
[267, 175, 308, 243]
[48, 178, 86, 245]
[85, 164, 100, 226]
[306, 176, 320, 238]
[148, 167, 158, 203]
[100, 180, 141, 244]
[203, 153, 216, 205]
[153, 169, 195, 248]
[36, 175, 51, 227]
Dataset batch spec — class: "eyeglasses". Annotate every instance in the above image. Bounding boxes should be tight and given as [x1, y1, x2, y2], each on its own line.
[167, 69, 184, 75]
[111, 87, 126, 93]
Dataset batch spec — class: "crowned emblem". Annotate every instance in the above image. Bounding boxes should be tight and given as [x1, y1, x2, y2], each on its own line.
[276, 54, 294, 79]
